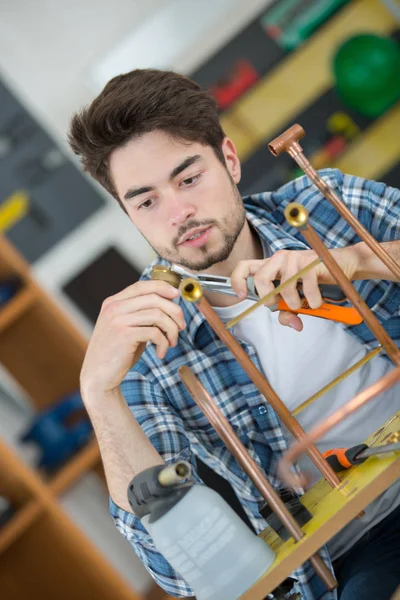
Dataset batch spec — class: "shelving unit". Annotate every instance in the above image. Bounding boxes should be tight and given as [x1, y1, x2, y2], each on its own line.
[48, 437, 101, 496]
[0, 500, 43, 555]
[0, 286, 37, 334]
[220, 0, 397, 162]
[0, 235, 171, 600]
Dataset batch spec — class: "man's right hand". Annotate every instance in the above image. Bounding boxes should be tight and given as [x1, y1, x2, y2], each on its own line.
[80, 280, 186, 395]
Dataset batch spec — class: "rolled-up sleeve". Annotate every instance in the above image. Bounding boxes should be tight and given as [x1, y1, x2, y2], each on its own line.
[341, 173, 400, 243]
[341, 173, 400, 322]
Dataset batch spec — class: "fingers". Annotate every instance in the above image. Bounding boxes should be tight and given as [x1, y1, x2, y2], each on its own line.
[103, 293, 186, 331]
[126, 308, 182, 348]
[230, 260, 265, 299]
[252, 252, 301, 308]
[99, 280, 188, 362]
[128, 326, 170, 360]
[232, 251, 324, 311]
[301, 269, 322, 309]
[109, 279, 180, 302]
[275, 251, 303, 309]
[278, 311, 303, 332]
[277, 462, 310, 489]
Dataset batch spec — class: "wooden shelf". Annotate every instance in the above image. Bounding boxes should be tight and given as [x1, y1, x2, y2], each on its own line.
[0, 500, 43, 555]
[221, 0, 397, 162]
[49, 438, 102, 496]
[0, 286, 36, 334]
[334, 103, 400, 180]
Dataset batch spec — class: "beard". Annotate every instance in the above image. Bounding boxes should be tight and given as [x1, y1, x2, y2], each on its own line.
[148, 178, 246, 272]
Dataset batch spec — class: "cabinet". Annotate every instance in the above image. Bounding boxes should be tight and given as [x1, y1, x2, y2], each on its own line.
[0, 235, 168, 600]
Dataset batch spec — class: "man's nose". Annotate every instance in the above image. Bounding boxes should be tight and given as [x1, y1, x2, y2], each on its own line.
[167, 193, 196, 227]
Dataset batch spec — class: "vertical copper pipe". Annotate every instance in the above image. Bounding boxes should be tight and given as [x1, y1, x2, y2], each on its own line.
[179, 365, 337, 592]
[278, 366, 400, 488]
[268, 124, 400, 281]
[179, 279, 341, 489]
[284, 203, 400, 366]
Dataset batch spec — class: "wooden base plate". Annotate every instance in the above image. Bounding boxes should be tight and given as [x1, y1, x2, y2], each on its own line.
[241, 412, 400, 599]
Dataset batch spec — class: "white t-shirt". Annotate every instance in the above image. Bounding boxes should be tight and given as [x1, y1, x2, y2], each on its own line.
[213, 299, 400, 560]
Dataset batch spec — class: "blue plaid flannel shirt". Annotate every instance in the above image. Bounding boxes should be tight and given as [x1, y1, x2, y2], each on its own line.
[110, 169, 400, 599]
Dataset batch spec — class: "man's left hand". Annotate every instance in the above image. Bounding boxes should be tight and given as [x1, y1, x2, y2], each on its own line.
[230, 246, 361, 331]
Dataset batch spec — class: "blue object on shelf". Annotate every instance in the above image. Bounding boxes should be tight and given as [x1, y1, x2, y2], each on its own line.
[0, 276, 22, 307]
[20, 392, 93, 471]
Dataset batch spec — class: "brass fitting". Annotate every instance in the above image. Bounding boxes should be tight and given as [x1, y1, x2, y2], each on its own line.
[151, 265, 182, 288]
[284, 202, 309, 229]
[179, 277, 204, 303]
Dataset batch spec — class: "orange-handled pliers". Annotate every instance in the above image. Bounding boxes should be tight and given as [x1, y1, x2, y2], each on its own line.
[323, 441, 400, 472]
[275, 297, 362, 326]
[171, 264, 362, 326]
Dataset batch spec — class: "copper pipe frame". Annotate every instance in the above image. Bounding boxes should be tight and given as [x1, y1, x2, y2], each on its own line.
[268, 124, 400, 281]
[284, 203, 400, 366]
[179, 283, 340, 489]
[178, 365, 337, 592]
[278, 366, 400, 489]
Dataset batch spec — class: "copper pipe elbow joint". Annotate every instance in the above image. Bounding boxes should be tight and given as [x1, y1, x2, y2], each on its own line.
[269, 124, 305, 157]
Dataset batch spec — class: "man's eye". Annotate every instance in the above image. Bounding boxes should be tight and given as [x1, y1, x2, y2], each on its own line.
[181, 174, 201, 186]
[138, 198, 155, 210]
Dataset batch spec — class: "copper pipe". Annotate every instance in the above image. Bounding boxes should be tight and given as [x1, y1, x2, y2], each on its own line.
[293, 346, 383, 416]
[179, 365, 337, 592]
[269, 124, 400, 281]
[279, 366, 400, 488]
[179, 278, 341, 489]
[284, 203, 400, 366]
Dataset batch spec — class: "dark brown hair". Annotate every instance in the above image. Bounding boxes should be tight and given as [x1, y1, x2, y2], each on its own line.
[68, 69, 226, 209]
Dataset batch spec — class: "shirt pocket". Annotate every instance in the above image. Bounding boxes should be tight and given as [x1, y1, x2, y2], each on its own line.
[188, 405, 256, 450]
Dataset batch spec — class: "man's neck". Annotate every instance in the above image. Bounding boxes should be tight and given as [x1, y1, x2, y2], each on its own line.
[202, 220, 263, 307]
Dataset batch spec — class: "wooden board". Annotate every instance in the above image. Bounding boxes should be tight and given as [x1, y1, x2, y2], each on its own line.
[240, 411, 400, 599]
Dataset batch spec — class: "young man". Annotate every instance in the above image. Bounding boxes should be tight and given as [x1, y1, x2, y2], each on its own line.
[69, 69, 400, 600]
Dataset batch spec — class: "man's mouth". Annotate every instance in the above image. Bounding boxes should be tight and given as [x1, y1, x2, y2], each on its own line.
[178, 226, 212, 247]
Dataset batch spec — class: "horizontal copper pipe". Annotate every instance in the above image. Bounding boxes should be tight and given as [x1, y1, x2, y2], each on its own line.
[284, 203, 400, 366]
[279, 366, 400, 488]
[179, 365, 337, 591]
[179, 280, 340, 489]
[269, 124, 400, 281]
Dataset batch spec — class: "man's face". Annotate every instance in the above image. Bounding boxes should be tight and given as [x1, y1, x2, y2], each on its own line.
[109, 130, 246, 271]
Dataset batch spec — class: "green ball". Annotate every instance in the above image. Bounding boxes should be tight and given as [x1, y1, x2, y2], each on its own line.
[333, 34, 400, 118]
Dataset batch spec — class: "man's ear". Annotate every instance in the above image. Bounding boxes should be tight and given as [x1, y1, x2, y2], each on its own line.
[221, 137, 241, 184]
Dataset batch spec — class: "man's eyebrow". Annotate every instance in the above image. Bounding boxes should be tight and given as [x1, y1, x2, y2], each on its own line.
[124, 186, 154, 201]
[169, 154, 202, 180]
[123, 154, 202, 201]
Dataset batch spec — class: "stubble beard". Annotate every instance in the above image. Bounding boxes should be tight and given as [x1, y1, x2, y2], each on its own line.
[150, 182, 246, 272]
